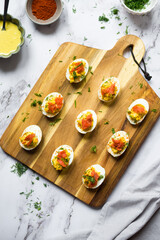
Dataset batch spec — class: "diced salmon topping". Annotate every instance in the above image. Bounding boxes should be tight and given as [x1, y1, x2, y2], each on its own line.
[111, 138, 125, 151]
[70, 62, 84, 73]
[48, 102, 57, 112]
[82, 114, 93, 130]
[57, 159, 67, 167]
[24, 133, 35, 146]
[132, 105, 145, 114]
[55, 97, 63, 109]
[58, 150, 67, 159]
[101, 83, 115, 95]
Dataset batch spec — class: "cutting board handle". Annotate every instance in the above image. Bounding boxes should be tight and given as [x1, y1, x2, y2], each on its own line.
[113, 35, 145, 63]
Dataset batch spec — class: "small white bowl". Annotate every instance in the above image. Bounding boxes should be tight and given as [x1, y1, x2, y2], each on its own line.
[120, 0, 158, 15]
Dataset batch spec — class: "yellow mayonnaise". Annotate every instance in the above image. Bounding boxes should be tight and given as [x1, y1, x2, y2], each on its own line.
[0, 21, 21, 55]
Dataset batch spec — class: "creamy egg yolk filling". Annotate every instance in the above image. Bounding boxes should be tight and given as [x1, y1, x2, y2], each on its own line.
[101, 80, 117, 101]
[109, 137, 126, 154]
[44, 95, 63, 114]
[77, 112, 93, 131]
[52, 149, 70, 171]
[69, 61, 86, 83]
[19, 132, 38, 148]
[128, 104, 147, 122]
[83, 167, 104, 188]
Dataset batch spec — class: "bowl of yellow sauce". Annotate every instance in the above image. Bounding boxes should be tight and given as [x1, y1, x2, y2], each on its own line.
[0, 14, 25, 58]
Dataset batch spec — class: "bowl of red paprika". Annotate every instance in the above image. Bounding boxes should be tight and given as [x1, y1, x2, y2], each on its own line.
[26, 0, 62, 25]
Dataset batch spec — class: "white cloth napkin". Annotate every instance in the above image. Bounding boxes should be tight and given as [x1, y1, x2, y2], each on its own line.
[51, 155, 160, 240]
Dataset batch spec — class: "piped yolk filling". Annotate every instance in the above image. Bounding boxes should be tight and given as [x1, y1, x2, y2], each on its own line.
[101, 81, 117, 101]
[52, 149, 70, 171]
[44, 95, 63, 114]
[109, 137, 126, 154]
[69, 61, 86, 83]
[77, 112, 93, 131]
[20, 132, 38, 148]
[83, 167, 103, 188]
[128, 104, 147, 122]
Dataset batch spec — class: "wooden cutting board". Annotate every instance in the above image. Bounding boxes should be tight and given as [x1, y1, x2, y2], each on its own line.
[1, 35, 160, 208]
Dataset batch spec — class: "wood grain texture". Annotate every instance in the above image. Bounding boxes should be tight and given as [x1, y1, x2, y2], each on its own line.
[1, 35, 160, 208]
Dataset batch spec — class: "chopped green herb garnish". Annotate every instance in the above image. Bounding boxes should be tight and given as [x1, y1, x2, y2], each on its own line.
[111, 8, 119, 15]
[7, 116, 9, 118]
[43, 183, 47, 187]
[67, 93, 71, 95]
[37, 100, 42, 105]
[20, 190, 34, 199]
[27, 84, 31, 88]
[75, 91, 82, 95]
[11, 163, 28, 177]
[31, 100, 37, 107]
[99, 175, 104, 180]
[49, 118, 62, 126]
[31, 181, 34, 185]
[117, 32, 120, 35]
[22, 117, 28, 122]
[34, 201, 41, 211]
[112, 128, 115, 134]
[99, 110, 102, 112]
[119, 23, 122, 26]
[83, 37, 87, 41]
[74, 100, 76, 108]
[72, 5, 76, 13]
[36, 177, 39, 180]
[27, 34, 32, 39]
[125, 26, 129, 35]
[59, 60, 63, 62]
[99, 14, 109, 22]
[131, 92, 135, 95]
[151, 109, 157, 113]
[130, 85, 133, 89]
[73, 56, 76, 60]
[90, 145, 97, 153]
[138, 82, 143, 88]
[101, 26, 105, 29]
[88, 87, 91, 92]
[104, 121, 109, 125]
[124, 0, 149, 10]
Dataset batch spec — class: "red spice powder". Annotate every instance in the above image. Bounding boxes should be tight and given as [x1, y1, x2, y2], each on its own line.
[32, 0, 57, 20]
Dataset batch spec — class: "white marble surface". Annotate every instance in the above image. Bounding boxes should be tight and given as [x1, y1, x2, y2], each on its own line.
[0, 0, 160, 239]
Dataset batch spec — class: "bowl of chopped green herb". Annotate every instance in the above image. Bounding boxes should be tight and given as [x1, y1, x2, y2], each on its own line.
[120, 0, 158, 15]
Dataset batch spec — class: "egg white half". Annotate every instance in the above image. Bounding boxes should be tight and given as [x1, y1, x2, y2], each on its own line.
[41, 92, 64, 118]
[98, 77, 120, 103]
[66, 58, 89, 83]
[107, 131, 129, 157]
[82, 164, 105, 189]
[75, 109, 97, 134]
[51, 145, 74, 170]
[19, 125, 42, 151]
[126, 98, 149, 125]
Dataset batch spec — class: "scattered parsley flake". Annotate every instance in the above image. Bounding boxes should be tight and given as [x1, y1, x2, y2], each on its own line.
[36, 176, 39, 180]
[99, 14, 109, 22]
[59, 60, 63, 62]
[117, 32, 120, 35]
[151, 109, 157, 113]
[88, 87, 91, 92]
[49, 118, 62, 126]
[99, 110, 102, 112]
[27, 84, 31, 88]
[67, 93, 71, 95]
[125, 26, 129, 35]
[37, 100, 42, 105]
[34, 201, 41, 211]
[75, 92, 82, 95]
[138, 82, 143, 88]
[101, 26, 105, 29]
[20, 190, 34, 199]
[27, 34, 32, 39]
[112, 128, 115, 134]
[22, 117, 28, 122]
[43, 183, 47, 188]
[34, 93, 42, 97]
[119, 23, 122, 26]
[74, 100, 76, 108]
[104, 121, 109, 125]
[7, 116, 9, 118]
[31, 100, 37, 107]
[111, 8, 119, 15]
[11, 163, 28, 177]
[73, 56, 76, 60]
[83, 37, 87, 41]
[130, 85, 133, 89]
[90, 145, 97, 153]
[72, 5, 76, 13]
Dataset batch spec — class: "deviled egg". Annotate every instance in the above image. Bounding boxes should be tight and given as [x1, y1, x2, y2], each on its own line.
[51, 145, 74, 171]
[75, 110, 97, 134]
[82, 164, 105, 189]
[107, 131, 129, 157]
[42, 92, 64, 118]
[19, 125, 42, 150]
[66, 58, 89, 83]
[126, 98, 149, 125]
[98, 77, 120, 103]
